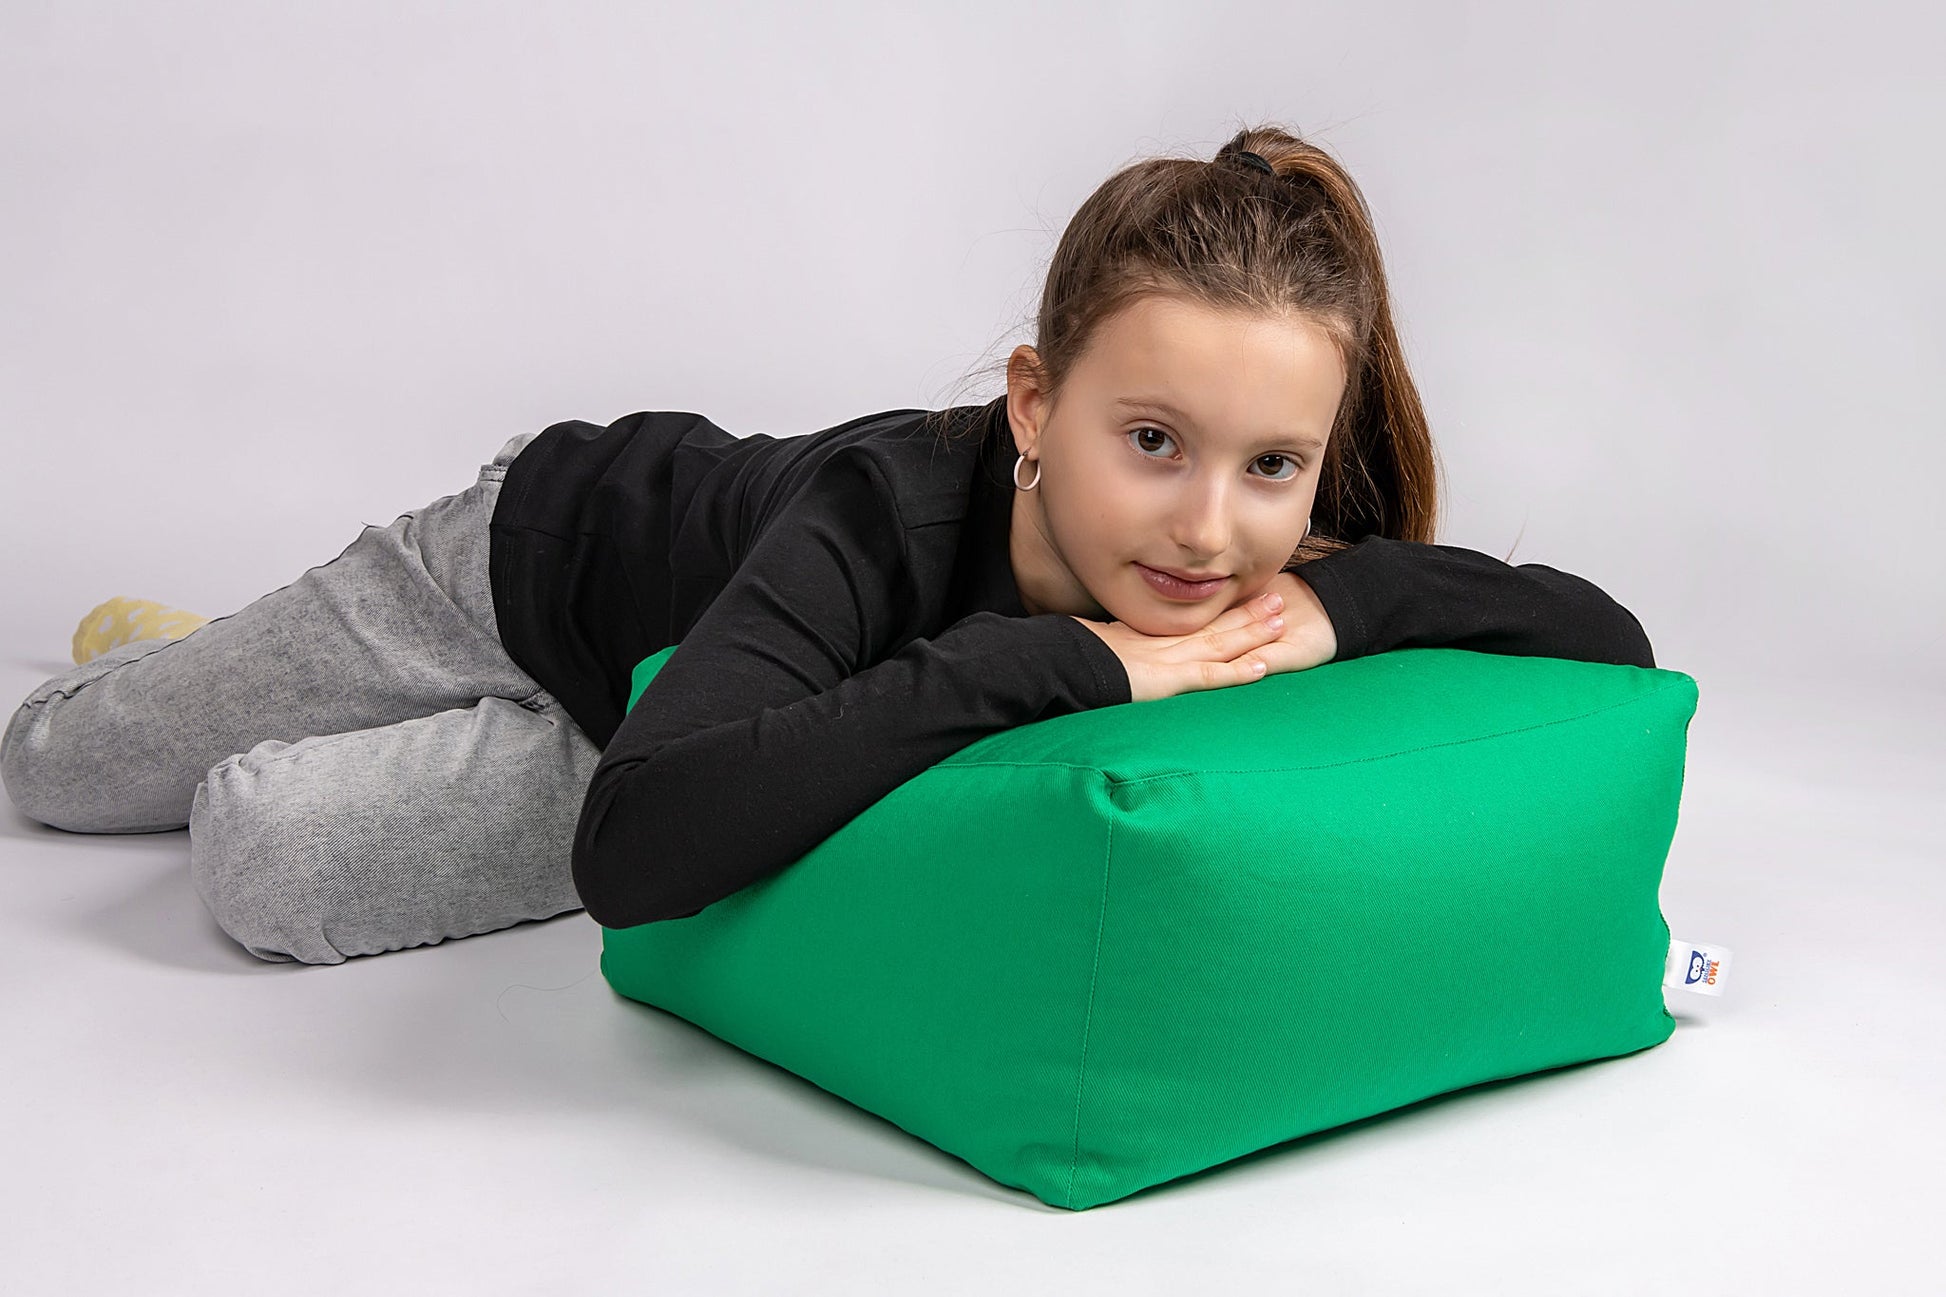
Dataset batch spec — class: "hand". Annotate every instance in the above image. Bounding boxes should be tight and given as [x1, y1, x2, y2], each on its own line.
[1069, 571, 1338, 705]
[1256, 570, 1338, 672]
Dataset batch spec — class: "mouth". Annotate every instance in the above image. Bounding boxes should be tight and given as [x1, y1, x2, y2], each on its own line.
[1135, 562, 1228, 601]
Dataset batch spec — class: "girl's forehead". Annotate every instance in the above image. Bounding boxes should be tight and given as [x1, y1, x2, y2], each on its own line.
[1076, 300, 1345, 444]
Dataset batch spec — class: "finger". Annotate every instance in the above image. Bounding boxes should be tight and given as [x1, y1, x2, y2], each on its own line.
[1235, 627, 1332, 678]
[1192, 589, 1284, 641]
[1171, 616, 1284, 694]
[1211, 611, 1286, 660]
[1175, 650, 1268, 693]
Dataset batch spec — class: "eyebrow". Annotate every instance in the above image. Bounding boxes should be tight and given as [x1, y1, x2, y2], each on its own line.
[1112, 397, 1327, 453]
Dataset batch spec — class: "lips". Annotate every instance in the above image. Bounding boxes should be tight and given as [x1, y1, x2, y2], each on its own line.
[1146, 564, 1225, 583]
[1136, 562, 1228, 600]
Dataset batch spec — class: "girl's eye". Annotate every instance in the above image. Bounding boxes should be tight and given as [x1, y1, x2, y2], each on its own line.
[1127, 427, 1300, 482]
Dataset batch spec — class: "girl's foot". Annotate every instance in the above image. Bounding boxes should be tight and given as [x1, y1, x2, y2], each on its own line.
[72, 596, 210, 665]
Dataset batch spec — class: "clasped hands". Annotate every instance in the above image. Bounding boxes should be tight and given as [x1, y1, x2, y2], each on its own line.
[1069, 570, 1338, 705]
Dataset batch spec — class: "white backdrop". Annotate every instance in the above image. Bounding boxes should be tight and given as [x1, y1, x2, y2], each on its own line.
[3, 2, 1939, 697]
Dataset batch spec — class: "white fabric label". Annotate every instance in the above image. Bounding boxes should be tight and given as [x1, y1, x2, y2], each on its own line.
[1665, 937, 1732, 996]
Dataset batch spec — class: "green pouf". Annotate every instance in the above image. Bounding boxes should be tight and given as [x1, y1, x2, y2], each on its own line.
[599, 644, 1699, 1210]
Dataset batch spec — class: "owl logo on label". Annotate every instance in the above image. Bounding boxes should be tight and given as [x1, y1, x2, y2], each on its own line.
[1667, 937, 1731, 997]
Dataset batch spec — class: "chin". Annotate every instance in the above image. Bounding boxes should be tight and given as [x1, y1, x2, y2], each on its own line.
[1103, 586, 1208, 634]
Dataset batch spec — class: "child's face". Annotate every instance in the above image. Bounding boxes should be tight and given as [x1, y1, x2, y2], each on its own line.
[1004, 293, 1345, 634]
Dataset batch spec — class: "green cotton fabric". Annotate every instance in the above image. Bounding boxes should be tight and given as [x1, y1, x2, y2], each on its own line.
[599, 645, 1700, 1211]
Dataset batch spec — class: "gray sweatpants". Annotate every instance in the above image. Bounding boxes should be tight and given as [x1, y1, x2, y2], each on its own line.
[0, 431, 604, 965]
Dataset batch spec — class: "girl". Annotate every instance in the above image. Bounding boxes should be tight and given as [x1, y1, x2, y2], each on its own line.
[1, 125, 1654, 964]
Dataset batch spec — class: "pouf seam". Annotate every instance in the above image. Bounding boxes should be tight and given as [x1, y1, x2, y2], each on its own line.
[1065, 785, 1116, 1211]
[939, 674, 1697, 785]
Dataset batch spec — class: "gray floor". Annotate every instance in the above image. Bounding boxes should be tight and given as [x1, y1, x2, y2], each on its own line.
[1, 652, 1939, 1294]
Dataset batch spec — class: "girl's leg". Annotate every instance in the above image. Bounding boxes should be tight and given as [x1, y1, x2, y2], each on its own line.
[189, 690, 600, 964]
[1, 432, 545, 834]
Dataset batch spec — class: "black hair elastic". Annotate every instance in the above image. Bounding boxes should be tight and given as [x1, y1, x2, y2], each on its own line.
[1233, 149, 1275, 177]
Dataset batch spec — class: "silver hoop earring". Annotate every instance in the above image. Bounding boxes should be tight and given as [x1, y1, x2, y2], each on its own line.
[1012, 453, 1041, 491]
[1302, 516, 1312, 541]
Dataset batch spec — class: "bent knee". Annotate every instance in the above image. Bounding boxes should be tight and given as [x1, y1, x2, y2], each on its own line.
[0, 693, 167, 834]
[186, 735, 578, 966]
[189, 748, 349, 965]
[0, 696, 59, 827]
[1, 645, 194, 833]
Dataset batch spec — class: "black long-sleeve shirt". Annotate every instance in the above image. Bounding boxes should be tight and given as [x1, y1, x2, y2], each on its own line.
[487, 396, 1655, 928]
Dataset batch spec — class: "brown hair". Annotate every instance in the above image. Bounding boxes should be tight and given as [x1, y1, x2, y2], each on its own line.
[930, 123, 1443, 566]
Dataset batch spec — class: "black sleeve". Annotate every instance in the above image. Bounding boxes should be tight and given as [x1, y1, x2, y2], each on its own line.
[1293, 535, 1657, 670]
[570, 451, 1132, 929]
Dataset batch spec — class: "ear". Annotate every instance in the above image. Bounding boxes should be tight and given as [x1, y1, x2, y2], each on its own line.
[1004, 345, 1048, 457]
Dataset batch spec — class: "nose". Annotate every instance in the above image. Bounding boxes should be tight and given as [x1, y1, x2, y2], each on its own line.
[1168, 476, 1232, 564]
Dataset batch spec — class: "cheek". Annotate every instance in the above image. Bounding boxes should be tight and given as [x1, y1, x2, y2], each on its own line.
[1052, 471, 1145, 557]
